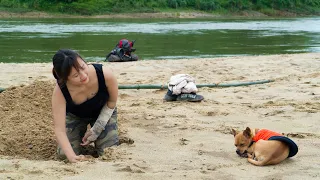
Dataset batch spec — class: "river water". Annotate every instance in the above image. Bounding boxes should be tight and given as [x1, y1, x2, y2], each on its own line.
[0, 17, 319, 62]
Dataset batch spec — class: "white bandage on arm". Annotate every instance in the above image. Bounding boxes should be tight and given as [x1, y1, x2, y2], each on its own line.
[87, 105, 114, 142]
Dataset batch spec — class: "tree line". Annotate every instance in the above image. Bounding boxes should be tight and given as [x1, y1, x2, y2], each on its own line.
[0, 0, 319, 15]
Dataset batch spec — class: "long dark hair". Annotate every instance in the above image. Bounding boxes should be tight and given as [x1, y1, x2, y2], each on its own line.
[52, 49, 85, 86]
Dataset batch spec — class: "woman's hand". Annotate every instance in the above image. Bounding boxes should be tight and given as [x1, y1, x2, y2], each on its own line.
[81, 130, 93, 146]
[81, 129, 100, 146]
[68, 154, 86, 163]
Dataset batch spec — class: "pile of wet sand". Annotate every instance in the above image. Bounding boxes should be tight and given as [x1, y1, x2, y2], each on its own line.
[0, 81, 56, 160]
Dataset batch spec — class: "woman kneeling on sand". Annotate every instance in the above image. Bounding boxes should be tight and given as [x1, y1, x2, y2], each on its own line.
[51, 49, 119, 163]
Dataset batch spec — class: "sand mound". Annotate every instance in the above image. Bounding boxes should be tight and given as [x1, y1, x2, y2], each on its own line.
[0, 81, 56, 160]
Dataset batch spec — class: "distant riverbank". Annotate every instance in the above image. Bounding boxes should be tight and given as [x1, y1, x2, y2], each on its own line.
[0, 9, 316, 19]
[1, 0, 319, 19]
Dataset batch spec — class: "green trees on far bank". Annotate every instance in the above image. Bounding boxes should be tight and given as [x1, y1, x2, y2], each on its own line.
[0, 0, 319, 16]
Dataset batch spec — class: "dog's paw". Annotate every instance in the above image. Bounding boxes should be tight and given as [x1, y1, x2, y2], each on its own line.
[240, 153, 248, 158]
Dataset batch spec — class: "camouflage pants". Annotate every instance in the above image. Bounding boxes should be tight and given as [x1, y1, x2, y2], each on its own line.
[57, 108, 119, 159]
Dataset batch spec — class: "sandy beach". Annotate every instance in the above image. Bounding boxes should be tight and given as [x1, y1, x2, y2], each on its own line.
[0, 53, 319, 180]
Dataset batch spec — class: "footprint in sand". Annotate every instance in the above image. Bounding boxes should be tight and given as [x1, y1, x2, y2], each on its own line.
[284, 132, 320, 139]
[27, 169, 44, 174]
[119, 93, 130, 99]
[264, 110, 285, 117]
[200, 110, 229, 117]
[119, 136, 135, 145]
[116, 165, 145, 173]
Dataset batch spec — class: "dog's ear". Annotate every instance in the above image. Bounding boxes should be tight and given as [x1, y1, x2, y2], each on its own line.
[243, 127, 251, 138]
[231, 129, 238, 137]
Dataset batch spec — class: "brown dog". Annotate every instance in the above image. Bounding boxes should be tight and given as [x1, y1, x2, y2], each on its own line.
[232, 127, 298, 166]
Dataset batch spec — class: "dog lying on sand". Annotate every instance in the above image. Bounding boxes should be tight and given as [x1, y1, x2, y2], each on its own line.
[232, 127, 298, 166]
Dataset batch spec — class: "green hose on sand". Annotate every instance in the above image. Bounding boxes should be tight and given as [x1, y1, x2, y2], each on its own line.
[118, 79, 274, 89]
[0, 79, 274, 93]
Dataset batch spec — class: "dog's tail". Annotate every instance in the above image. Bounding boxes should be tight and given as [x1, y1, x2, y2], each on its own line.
[247, 157, 268, 166]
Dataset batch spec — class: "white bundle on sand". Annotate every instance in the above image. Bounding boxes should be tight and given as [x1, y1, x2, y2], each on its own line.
[168, 74, 198, 95]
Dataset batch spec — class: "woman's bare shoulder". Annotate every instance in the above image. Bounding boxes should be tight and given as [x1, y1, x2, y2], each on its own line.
[102, 65, 114, 79]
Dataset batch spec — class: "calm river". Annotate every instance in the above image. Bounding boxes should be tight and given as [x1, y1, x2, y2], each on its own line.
[0, 17, 319, 63]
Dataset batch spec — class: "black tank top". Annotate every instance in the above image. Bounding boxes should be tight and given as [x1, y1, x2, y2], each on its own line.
[60, 64, 109, 118]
